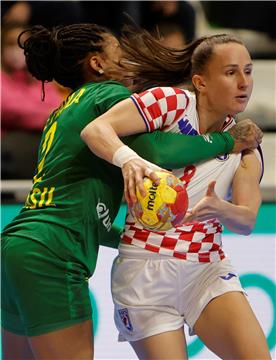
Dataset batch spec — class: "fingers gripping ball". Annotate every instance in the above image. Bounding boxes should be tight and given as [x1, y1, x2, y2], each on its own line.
[131, 172, 188, 231]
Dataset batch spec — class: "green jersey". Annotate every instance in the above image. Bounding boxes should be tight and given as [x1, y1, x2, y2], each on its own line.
[2, 81, 131, 274]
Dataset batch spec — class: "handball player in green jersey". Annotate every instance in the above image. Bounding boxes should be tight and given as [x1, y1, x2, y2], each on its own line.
[1, 24, 263, 359]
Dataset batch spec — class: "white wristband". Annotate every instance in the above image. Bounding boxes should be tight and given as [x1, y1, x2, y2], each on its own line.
[112, 145, 140, 168]
[112, 145, 162, 173]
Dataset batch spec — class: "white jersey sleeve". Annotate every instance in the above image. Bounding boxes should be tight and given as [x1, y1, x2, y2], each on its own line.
[130, 87, 189, 132]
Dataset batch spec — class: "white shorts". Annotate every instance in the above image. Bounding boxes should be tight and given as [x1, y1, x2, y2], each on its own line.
[111, 246, 245, 342]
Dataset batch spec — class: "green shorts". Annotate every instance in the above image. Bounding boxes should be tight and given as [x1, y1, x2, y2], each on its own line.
[1, 234, 92, 336]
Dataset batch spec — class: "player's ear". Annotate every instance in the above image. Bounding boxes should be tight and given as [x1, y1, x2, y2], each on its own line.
[192, 74, 206, 92]
[89, 55, 104, 75]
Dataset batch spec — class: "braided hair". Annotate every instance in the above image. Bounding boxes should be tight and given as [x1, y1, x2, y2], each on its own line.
[18, 23, 111, 90]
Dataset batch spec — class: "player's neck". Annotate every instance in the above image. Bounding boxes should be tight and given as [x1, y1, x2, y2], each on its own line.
[196, 99, 226, 134]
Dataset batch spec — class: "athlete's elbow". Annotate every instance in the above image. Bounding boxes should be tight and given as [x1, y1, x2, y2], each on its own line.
[239, 218, 256, 236]
[227, 218, 255, 236]
[240, 226, 253, 236]
[81, 122, 101, 146]
[80, 123, 92, 143]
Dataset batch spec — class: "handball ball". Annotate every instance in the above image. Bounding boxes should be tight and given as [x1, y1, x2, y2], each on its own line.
[131, 171, 188, 231]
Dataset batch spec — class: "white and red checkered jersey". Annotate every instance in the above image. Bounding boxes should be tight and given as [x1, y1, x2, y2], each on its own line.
[121, 87, 263, 263]
[131, 87, 190, 132]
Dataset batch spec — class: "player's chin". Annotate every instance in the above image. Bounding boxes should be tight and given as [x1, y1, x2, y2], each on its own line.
[229, 105, 247, 117]
[233, 100, 249, 113]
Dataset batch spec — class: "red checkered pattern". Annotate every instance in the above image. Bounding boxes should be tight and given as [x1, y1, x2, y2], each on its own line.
[131, 87, 189, 132]
[122, 216, 225, 263]
[125, 88, 241, 263]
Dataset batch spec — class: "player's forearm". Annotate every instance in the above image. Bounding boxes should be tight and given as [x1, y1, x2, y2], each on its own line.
[124, 131, 234, 168]
[218, 200, 257, 235]
[222, 150, 262, 235]
[81, 121, 125, 163]
[81, 99, 148, 165]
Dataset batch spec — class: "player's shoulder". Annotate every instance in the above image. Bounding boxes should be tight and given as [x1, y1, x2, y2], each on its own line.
[132, 87, 194, 114]
[137, 86, 192, 98]
[78, 81, 130, 109]
[84, 80, 130, 95]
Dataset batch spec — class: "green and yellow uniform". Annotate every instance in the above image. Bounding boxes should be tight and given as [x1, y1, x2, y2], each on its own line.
[1, 81, 234, 336]
[2, 81, 130, 335]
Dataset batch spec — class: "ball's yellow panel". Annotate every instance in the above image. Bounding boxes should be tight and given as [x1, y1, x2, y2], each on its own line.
[141, 210, 159, 226]
[160, 185, 176, 203]
[139, 182, 163, 212]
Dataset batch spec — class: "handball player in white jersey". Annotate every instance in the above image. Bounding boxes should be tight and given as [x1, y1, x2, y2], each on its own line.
[82, 29, 270, 359]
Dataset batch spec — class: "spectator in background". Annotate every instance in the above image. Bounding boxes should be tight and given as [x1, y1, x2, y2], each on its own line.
[201, 1, 276, 39]
[79, 1, 130, 36]
[1, 1, 32, 25]
[140, 1, 196, 43]
[1, 1, 196, 42]
[1, 23, 62, 179]
[154, 21, 187, 48]
[1, 1, 127, 35]
[1, 1, 83, 28]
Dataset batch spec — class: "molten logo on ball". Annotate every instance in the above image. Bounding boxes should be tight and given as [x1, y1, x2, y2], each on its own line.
[147, 183, 158, 210]
[131, 171, 188, 231]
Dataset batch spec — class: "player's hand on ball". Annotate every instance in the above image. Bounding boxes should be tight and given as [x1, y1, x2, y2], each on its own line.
[122, 159, 161, 206]
[183, 181, 222, 223]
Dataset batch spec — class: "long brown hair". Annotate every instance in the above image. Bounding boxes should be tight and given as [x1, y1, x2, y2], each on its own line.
[120, 25, 244, 92]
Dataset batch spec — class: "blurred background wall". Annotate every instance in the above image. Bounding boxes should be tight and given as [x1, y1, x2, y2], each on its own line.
[1, 1, 275, 359]
[1, 0, 275, 199]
